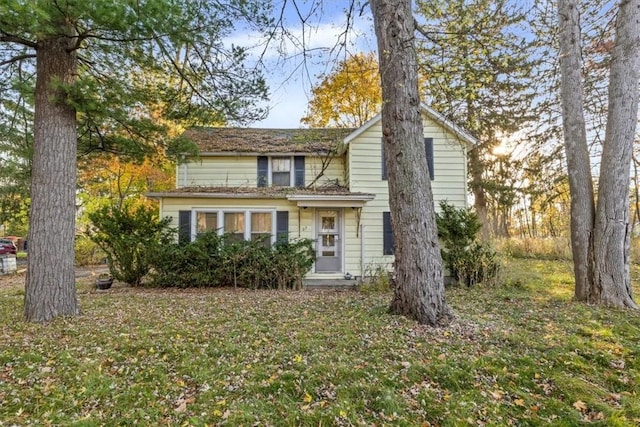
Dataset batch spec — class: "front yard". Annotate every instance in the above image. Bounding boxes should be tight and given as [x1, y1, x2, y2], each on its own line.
[0, 259, 639, 426]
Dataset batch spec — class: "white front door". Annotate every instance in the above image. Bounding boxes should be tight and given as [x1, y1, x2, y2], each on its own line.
[315, 209, 342, 273]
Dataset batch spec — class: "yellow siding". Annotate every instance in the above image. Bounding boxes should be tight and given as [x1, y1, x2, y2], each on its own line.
[179, 157, 257, 187]
[161, 117, 468, 278]
[304, 156, 345, 186]
[161, 197, 297, 232]
[347, 116, 469, 274]
[179, 155, 345, 188]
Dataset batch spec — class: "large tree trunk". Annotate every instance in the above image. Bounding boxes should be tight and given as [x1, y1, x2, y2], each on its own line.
[370, 0, 451, 326]
[557, 0, 596, 302]
[592, 0, 640, 309]
[24, 34, 80, 322]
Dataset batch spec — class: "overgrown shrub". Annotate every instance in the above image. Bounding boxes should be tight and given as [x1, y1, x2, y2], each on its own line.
[75, 235, 106, 266]
[359, 262, 393, 293]
[148, 231, 225, 288]
[148, 233, 315, 289]
[436, 201, 500, 286]
[88, 204, 174, 286]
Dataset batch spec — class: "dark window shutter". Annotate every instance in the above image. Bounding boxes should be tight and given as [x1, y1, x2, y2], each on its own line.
[294, 156, 305, 187]
[257, 156, 268, 187]
[276, 211, 289, 243]
[381, 138, 387, 180]
[383, 211, 394, 255]
[178, 210, 191, 245]
[425, 137, 434, 180]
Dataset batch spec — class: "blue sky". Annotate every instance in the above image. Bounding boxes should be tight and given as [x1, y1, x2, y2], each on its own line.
[231, 1, 376, 128]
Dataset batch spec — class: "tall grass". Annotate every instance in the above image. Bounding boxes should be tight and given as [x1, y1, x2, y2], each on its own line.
[495, 236, 640, 264]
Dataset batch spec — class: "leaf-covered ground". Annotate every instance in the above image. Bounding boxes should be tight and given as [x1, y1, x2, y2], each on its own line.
[1, 259, 639, 426]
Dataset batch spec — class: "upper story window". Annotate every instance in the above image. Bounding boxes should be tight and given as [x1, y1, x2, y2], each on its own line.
[258, 156, 305, 188]
[271, 157, 292, 186]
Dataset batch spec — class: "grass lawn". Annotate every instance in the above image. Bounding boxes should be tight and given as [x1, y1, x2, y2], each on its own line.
[1, 259, 639, 426]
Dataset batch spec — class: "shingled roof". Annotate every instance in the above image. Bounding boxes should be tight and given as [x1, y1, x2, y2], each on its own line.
[147, 183, 371, 198]
[183, 127, 355, 154]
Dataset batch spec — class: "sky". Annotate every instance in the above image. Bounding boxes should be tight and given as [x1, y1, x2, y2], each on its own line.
[232, 1, 376, 129]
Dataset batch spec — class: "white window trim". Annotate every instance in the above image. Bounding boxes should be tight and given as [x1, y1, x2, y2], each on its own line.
[191, 209, 277, 243]
[267, 156, 295, 187]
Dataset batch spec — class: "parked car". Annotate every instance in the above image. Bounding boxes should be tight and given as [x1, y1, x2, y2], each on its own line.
[0, 238, 17, 255]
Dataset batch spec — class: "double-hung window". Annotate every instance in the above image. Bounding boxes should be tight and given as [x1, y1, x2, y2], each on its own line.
[271, 157, 292, 186]
[257, 156, 305, 187]
[196, 212, 218, 236]
[179, 209, 288, 245]
[251, 212, 273, 246]
[224, 212, 246, 242]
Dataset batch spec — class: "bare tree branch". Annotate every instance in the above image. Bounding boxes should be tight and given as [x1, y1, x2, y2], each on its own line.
[0, 53, 36, 67]
[0, 33, 37, 49]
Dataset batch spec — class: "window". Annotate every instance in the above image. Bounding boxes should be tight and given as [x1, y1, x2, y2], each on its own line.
[257, 156, 305, 187]
[188, 210, 286, 245]
[251, 212, 272, 245]
[224, 212, 245, 242]
[196, 212, 217, 236]
[271, 157, 291, 186]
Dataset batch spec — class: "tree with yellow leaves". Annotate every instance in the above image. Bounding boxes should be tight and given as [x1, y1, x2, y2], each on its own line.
[301, 52, 381, 128]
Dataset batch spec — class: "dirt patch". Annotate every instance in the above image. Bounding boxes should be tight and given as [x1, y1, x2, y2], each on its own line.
[0, 265, 110, 291]
[0, 270, 25, 290]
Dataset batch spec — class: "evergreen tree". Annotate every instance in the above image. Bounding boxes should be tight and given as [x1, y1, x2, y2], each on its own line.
[0, 0, 269, 322]
[415, 0, 535, 240]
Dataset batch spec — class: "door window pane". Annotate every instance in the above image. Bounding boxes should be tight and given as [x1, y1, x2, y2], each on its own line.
[196, 212, 217, 235]
[322, 235, 335, 247]
[321, 216, 335, 231]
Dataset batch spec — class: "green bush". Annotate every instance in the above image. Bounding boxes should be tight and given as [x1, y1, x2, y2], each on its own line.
[148, 233, 315, 289]
[147, 231, 225, 288]
[75, 235, 106, 266]
[436, 201, 500, 286]
[88, 204, 174, 286]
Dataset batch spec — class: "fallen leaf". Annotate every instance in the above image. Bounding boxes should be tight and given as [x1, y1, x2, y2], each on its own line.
[573, 400, 588, 412]
[175, 400, 187, 413]
[490, 390, 505, 400]
[514, 399, 525, 407]
[303, 392, 312, 403]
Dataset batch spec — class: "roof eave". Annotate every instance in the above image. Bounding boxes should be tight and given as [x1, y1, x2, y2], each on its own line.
[146, 192, 287, 199]
[343, 105, 478, 147]
[193, 150, 334, 157]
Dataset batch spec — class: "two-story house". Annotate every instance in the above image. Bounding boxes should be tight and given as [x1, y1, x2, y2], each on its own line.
[148, 105, 476, 279]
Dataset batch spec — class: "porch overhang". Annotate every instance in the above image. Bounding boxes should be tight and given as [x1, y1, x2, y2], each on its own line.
[286, 194, 375, 208]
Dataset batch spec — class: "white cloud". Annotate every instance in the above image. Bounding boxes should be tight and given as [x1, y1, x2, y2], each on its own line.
[225, 5, 375, 128]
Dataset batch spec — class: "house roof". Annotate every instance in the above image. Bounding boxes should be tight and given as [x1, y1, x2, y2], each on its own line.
[147, 183, 374, 200]
[343, 104, 478, 146]
[183, 127, 354, 155]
